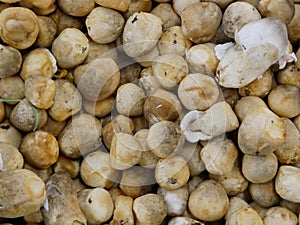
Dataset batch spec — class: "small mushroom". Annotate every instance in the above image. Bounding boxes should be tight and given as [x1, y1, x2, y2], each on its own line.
[57, 0, 95, 17]
[0, 76, 25, 104]
[86, 7, 124, 44]
[35, 16, 57, 48]
[152, 54, 188, 89]
[200, 136, 238, 176]
[151, 4, 180, 31]
[80, 151, 120, 189]
[178, 73, 220, 111]
[0, 142, 24, 171]
[155, 155, 190, 190]
[53, 154, 80, 179]
[133, 194, 167, 225]
[238, 106, 286, 155]
[268, 84, 300, 118]
[242, 153, 278, 183]
[110, 195, 134, 225]
[78, 188, 114, 225]
[249, 181, 280, 208]
[0, 7, 39, 49]
[188, 180, 229, 221]
[181, 2, 222, 44]
[180, 101, 239, 142]
[275, 165, 300, 203]
[263, 206, 298, 225]
[0, 44, 22, 78]
[123, 12, 162, 57]
[276, 64, 300, 88]
[172, 0, 201, 15]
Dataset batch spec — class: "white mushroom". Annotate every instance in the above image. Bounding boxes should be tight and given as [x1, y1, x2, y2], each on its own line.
[215, 18, 297, 88]
[180, 102, 239, 143]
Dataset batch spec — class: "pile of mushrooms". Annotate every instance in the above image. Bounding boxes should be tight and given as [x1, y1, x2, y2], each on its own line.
[0, 0, 300, 225]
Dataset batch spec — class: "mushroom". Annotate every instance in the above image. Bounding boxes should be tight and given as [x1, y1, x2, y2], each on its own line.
[168, 217, 204, 225]
[155, 155, 190, 190]
[80, 151, 120, 189]
[110, 195, 134, 225]
[242, 153, 278, 183]
[0, 169, 45, 218]
[188, 180, 229, 221]
[275, 165, 300, 203]
[0, 76, 25, 103]
[51, 28, 89, 69]
[0, 44, 22, 78]
[276, 64, 300, 88]
[158, 26, 192, 56]
[0, 142, 24, 171]
[152, 54, 188, 89]
[20, 130, 59, 169]
[53, 155, 80, 179]
[147, 121, 185, 158]
[0, 7, 39, 49]
[123, 12, 162, 57]
[221, 1, 261, 39]
[263, 206, 298, 225]
[86, 7, 124, 44]
[268, 84, 300, 118]
[57, 0, 95, 17]
[35, 16, 57, 48]
[249, 181, 280, 208]
[20, 48, 57, 80]
[172, 0, 201, 15]
[178, 73, 220, 111]
[200, 136, 238, 176]
[123, 0, 152, 19]
[151, 4, 180, 31]
[185, 43, 219, 75]
[215, 18, 297, 88]
[181, 2, 222, 43]
[133, 194, 167, 225]
[238, 106, 286, 155]
[180, 101, 239, 142]
[78, 188, 114, 225]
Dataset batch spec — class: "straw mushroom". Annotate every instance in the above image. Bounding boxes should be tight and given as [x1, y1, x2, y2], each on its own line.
[155, 155, 190, 190]
[158, 26, 192, 56]
[274, 118, 300, 164]
[0, 141, 23, 171]
[0, 76, 25, 103]
[147, 121, 185, 158]
[35, 16, 57, 48]
[238, 106, 286, 155]
[258, 0, 295, 24]
[276, 64, 300, 88]
[133, 194, 167, 225]
[0, 120, 22, 148]
[151, 4, 180, 31]
[41, 173, 87, 225]
[119, 167, 155, 198]
[181, 2, 222, 43]
[110, 195, 134, 225]
[24, 75, 55, 109]
[0, 44, 22, 78]
[275, 165, 300, 203]
[109, 132, 142, 170]
[53, 154, 80, 179]
[48, 79, 82, 122]
[263, 206, 298, 225]
[180, 101, 239, 142]
[78, 188, 114, 225]
[51, 28, 89, 69]
[242, 153, 278, 183]
[123, 0, 152, 19]
[0, 169, 45, 218]
[86, 7, 124, 44]
[188, 180, 229, 221]
[58, 113, 102, 158]
[200, 136, 238, 176]
[57, 0, 95, 17]
[123, 12, 163, 57]
[221, 2, 261, 39]
[185, 43, 219, 75]
[249, 181, 280, 208]
[80, 151, 120, 189]
[0, 7, 39, 49]
[74, 58, 120, 102]
[178, 73, 219, 111]
[268, 84, 300, 118]
[20, 48, 57, 80]
[143, 88, 182, 123]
